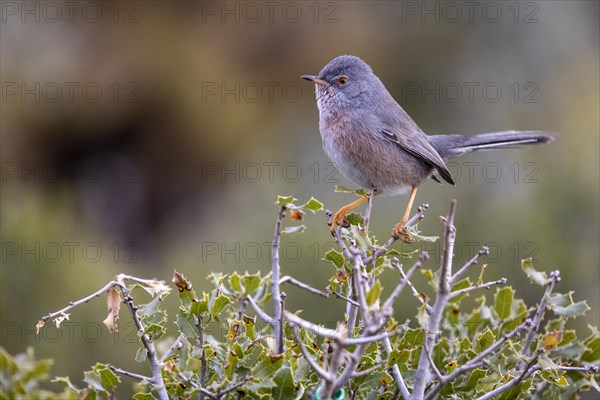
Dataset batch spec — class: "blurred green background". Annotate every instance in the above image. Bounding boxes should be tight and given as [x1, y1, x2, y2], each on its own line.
[1, 0, 598, 393]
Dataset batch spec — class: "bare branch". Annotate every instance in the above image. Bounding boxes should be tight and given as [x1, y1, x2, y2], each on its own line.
[520, 270, 560, 365]
[159, 333, 185, 363]
[290, 327, 332, 381]
[109, 365, 151, 381]
[284, 311, 341, 340]
[412, 200, 457, 400]
[382, 335, 411, 400]
[425, 318, 533, 400]
[396, 256, 432, 314]
[382, 255, 426, 313]
[271, 205, 286, 354]
[38, 280, 122, 326]
[450, 278, 508, 299]
[196, 316, 208, 400]
[123, 294, 169, 400]
[280, 276, 329, 298]
[451, 246, 490, 285]
[246, 294, 272, 324]
[475, 366, 540, 400]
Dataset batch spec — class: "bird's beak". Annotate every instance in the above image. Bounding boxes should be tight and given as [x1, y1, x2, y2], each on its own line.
[301, 75, 330, 86]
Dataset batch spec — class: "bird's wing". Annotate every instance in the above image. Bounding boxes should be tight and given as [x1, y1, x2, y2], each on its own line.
[380, 127, 455, 185]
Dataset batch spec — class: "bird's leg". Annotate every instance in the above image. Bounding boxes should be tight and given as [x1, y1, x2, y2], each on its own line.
[392, 186, 418, 243]
[330, 190, 377, 233]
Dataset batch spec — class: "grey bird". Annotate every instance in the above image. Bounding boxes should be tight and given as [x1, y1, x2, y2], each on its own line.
[302, 55, 553, 240]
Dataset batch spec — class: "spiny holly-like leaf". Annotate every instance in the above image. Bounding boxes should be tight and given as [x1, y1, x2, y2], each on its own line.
[549, 300, 590, 318]
[495, 287, 514, 320]
[253, 353, 284, 379]
[346, 212, 364, 226]
[176, 312, 198, 338]
[277, 195, 296, 206]
[334, 185, 366, 196]
[366, 280, 382, 307]
[133, 393, 156, 400]
[230, 272, 243, 292]
[210, 294, 232, 318]
[272, 367, 295, 400]
[521, 258, 550, 285]
[300, 197, 324, 213]
[244, 273, 261, 295]
[325, 249, 344, 269]
[91, 363, 120, 391]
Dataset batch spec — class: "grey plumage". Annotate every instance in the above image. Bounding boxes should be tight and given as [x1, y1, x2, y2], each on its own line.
[303, 55, 554, 193]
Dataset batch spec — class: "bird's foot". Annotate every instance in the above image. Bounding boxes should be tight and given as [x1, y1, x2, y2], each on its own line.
[392, 222, 414, 244]
[330, 209, 351, 234]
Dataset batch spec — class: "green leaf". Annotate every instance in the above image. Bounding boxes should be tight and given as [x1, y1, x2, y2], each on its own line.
[133, 393, 157, 400]
[300, 197, 324, 213]
[272, 367, 295, 399]
[210, 294, 232, 318]
[244, 273, 261, 294]
[549, 300, 590, 318]
[138, 294, 164, 317]
[325, 249, 344, 269]
[366, 280, 382, 307]
[521, 258, 550, 285]
[92, 363, 120, 391]
[334, 185, 366, 196]
[461, 368, 487, 392]
[476, 329, 495, 352]
[582, 332, 600, 362]
[346, 212, 364, 226]
[450, 278, 472, 303]
[254, 354, 284, 379]
[495, 287, 514, 320]
[176, 312, 198, 338]
[230, 272, 243, 292]
[277, 195, 296, 206]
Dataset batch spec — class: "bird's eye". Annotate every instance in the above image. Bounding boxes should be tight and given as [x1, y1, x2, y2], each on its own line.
[336, 76, 349, 86]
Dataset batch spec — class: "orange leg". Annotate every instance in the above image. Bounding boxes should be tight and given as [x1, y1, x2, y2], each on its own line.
[392, 186, 418, 242]
[331, 192, 377, 233]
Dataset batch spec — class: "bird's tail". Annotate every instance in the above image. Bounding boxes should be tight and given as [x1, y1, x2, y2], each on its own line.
[429, 131, 554, 161]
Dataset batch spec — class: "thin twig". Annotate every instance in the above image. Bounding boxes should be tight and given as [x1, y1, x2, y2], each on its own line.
[284, 311, 341, 340]
[382, 255, 426, 313]
[271, 205, 286, 354]
[352, 361, 386, 378]
[424, 318, 533, 400]
[423, 338, 444, 381]
[246, 294, 272, 324]
[280, 276, 329, 298]
[449, 278, 508, 298]
[38, 280, 122, 325]
[382, 335, 411, 400]
[109, 365, 151, 381]
[123, 294, 169, 400]
[396, 257, 432, 314]
[412, 200, 457, 400]
[290, 327, 332, 380]
[520, 270, 560, 367]
[451, 246, 490, 285]
[475, 366, 540, 400]
[159, 333, 185, 363]
[196, 316, 208, 400]
[331, 290, 360, 307]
